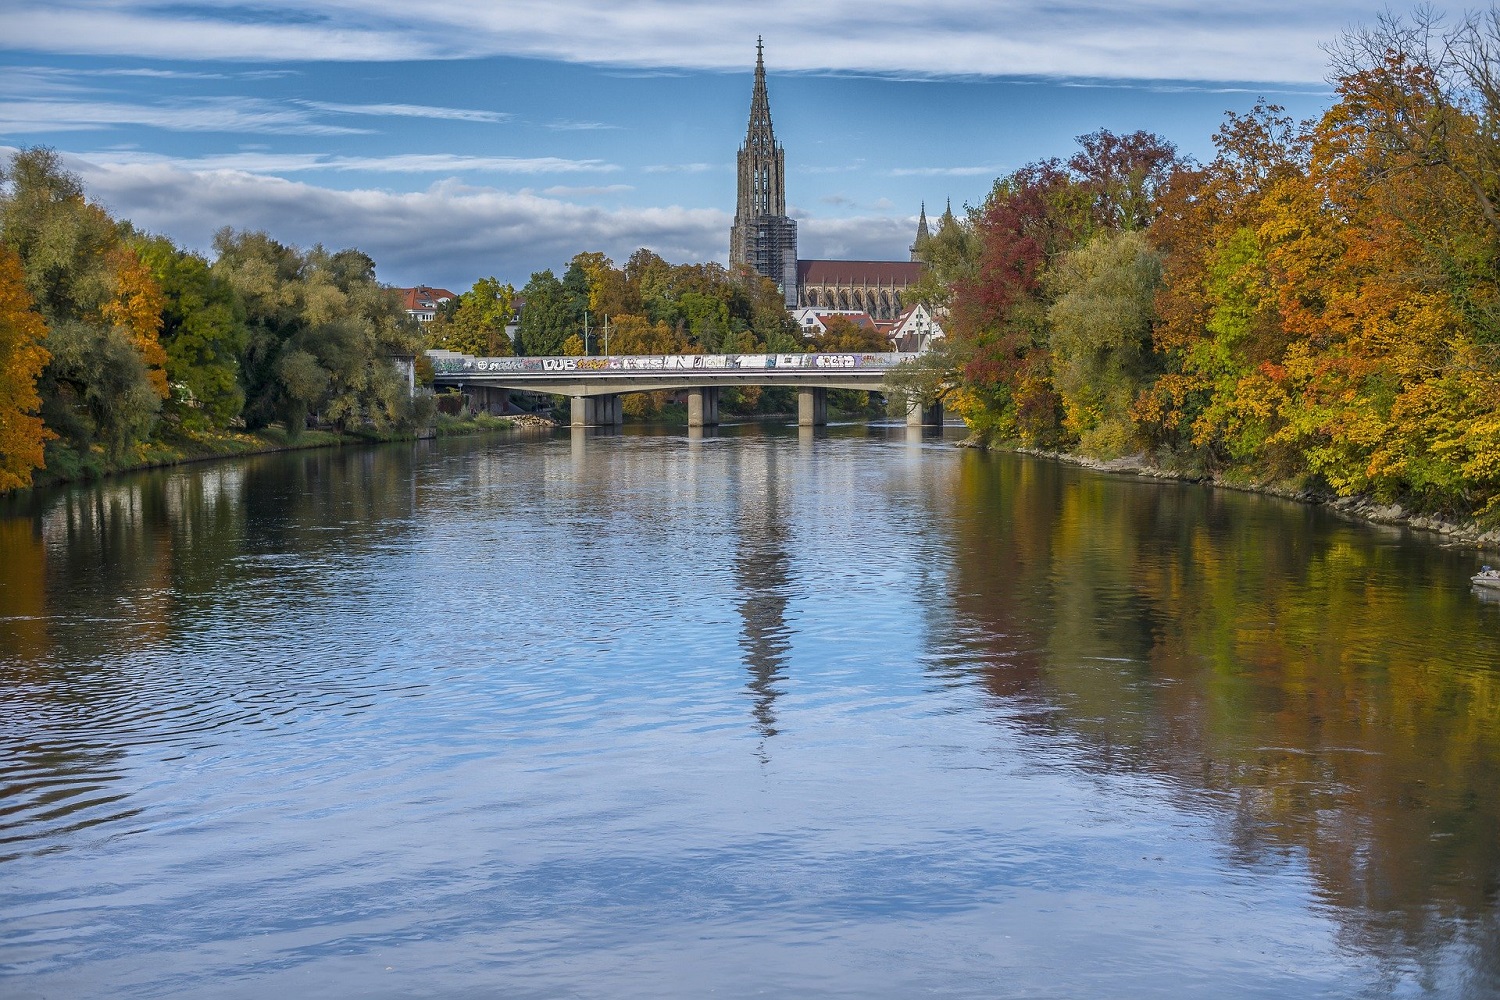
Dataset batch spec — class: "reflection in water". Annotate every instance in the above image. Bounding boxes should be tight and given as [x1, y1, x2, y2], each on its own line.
[1, 428, 1498, 998]
[942, 451, 1500, 987]
[730, 442, 793, 743]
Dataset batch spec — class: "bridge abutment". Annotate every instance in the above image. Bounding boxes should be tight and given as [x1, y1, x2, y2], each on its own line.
[798, 387, 828, 427]
[469, 385, 511, 414]
[687, 387, 721, 428]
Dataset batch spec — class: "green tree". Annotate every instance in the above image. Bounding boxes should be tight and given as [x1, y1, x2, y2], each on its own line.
[213, 232, 420, 437]
[134, 234, 247, 428]
[1047, 229, 1162, 457]
[517, 269, 578, 356]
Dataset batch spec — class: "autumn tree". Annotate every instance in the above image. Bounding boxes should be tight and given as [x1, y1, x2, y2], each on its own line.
[1137, 103, 1308, 471]
[0, 148, 167, 462]
[0, 248, 52, 489]
[908, 200, 981, 312]
[947, 160, 1085, 444]
[426, 276, 516, 357]
[811, 316, 888, 352]
[1068, 129, 1180, 233]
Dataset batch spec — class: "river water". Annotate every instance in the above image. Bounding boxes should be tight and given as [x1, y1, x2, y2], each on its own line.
[2, 423, 1498, 999]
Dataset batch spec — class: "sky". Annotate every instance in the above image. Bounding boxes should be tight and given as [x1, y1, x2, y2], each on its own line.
[0, 1, 1455, 292]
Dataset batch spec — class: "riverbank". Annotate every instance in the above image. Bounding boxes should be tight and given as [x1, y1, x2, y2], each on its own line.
[1003, 444, 1500, 552]
[9, 413, 559, 497]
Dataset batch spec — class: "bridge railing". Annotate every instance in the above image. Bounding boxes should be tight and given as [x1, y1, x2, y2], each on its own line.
[429, 350, 916, 376]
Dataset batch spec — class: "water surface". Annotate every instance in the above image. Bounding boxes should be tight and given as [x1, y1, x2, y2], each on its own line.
[2, 424, 1498, 998]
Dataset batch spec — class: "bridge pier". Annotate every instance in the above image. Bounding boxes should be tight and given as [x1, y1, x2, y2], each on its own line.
[905, 397, 944, 427]
[687, 386, 720, 428]
[570, 393, 623, 428]
[798, 387, 827, 427]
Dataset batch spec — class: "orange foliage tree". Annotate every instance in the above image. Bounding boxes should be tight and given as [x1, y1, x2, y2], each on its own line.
[0, 247, 53, 489]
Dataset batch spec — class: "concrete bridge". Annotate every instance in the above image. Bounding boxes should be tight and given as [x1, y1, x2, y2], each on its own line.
[427, 350, 944, 428]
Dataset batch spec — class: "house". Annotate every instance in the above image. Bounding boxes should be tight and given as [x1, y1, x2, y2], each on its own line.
[887, 302, 945, 353]
[398, 286, 457, 324]
[792, 307, 878, 338]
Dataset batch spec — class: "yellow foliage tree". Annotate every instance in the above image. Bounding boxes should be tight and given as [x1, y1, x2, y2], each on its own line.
[101, 246, 170, 399]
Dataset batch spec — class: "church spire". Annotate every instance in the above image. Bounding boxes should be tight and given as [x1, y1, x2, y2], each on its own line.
[910, 202, 932, 262]
[745, 36, 778, 169]
[730, 39, 797, 306]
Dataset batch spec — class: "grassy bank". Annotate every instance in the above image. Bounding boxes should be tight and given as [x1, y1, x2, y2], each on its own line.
[12, 412, 560, 495]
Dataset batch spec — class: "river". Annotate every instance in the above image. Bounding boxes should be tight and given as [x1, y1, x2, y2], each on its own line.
[2, 423, 1498, 998]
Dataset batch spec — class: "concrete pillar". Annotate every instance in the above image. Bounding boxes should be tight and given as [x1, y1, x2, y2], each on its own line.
[570, 394, 594, 428]
[606, 393, 623, 426]
[798, 387, 827, 427]
[687, 386, 721, 428]
[905, 397, 944, 427]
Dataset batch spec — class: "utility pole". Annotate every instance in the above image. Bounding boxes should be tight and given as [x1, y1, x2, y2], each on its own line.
[603, 315, 610, 357]
[584, 310, 591, 355]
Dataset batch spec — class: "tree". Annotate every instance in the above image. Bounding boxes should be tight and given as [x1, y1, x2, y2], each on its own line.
[517, 269, 577, 356]
[0, 248, 52, 489]
[212, 231, 420, 437]
[101, 246, 169, 401]
[1047, 229, 1162, 457]
[945, 160, 1084, 444]
[427, 276, 516, 357]
[607, 314, 690, 355]
[811, 316, 888, 352]
[1068, 129, 1180, 233]
[0, 148, 166, 461]
[134, 234, 248, 429]
[1137, 103, 1308, 470]
[909, 200, 981, 311]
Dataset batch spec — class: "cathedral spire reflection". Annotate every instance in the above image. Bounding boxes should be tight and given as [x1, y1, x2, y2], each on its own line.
[730, 441, 794, 746]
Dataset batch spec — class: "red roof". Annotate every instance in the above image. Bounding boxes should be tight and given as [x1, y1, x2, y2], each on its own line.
[797, 260, 924, 286]
[399, 286, 457, 312]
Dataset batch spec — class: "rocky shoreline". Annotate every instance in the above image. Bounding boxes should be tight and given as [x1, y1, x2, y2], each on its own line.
[1001, 445, 1500, 552]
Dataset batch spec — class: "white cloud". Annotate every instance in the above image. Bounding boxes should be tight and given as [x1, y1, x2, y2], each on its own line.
[889, 166, 1004, 177]
[303, 101, 513, 124]
[78, 150, 618, 175]
[797, 213, 915, 261]
[643, 163, 721, 174]
[0, 1, 1454, 83]
[0, 98, 370, 135]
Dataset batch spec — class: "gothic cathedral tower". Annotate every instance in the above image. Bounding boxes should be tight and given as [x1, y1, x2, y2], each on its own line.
[730, 38, 798, 307]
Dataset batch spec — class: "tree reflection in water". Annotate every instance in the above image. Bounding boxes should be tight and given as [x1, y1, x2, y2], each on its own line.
[941, 450, 1500, 985]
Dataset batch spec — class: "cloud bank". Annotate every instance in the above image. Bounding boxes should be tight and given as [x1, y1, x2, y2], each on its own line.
[0, 1, 1450, 83]
[51, 152, 912, 289]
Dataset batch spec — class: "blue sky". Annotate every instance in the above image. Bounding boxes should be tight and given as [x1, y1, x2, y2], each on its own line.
[0, 2, 1448, 291]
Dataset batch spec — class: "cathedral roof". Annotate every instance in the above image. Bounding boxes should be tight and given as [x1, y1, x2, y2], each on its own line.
[796, 260, 924, 285]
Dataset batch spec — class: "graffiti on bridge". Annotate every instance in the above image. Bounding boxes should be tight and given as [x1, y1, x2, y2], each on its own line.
[430, 353, 909, 376]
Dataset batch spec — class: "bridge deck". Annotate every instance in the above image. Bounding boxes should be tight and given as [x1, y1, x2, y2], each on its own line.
[428, 350, 916, 395]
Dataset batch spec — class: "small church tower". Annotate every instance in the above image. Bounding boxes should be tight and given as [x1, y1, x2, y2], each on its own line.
[729, 38, 798, 307]
[910, 202, 931, 262]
